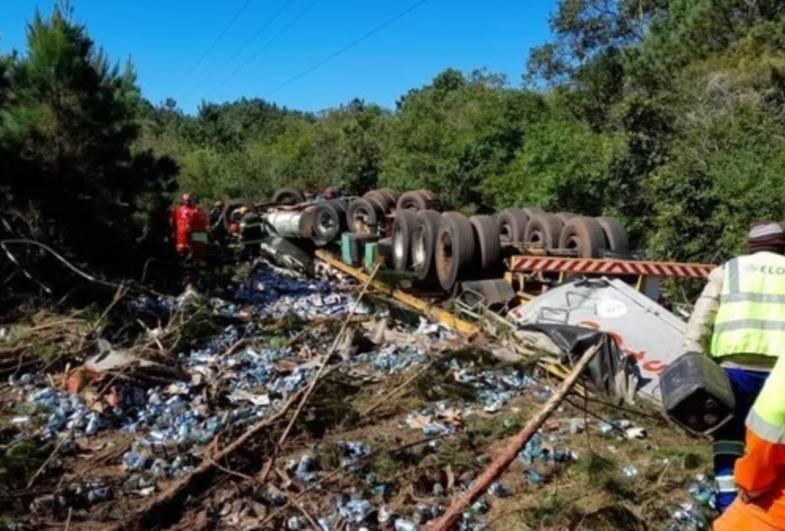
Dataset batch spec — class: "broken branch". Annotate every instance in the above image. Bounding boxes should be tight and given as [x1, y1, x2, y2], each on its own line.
[429, 342, 601, 531]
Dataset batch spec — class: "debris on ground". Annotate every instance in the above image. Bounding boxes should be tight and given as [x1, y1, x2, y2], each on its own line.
[0, 259, 712, 530]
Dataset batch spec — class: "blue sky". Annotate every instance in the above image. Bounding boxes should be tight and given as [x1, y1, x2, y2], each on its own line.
[1, 1, 556, 114]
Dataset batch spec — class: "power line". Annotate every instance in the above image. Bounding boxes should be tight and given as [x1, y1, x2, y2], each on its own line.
[265, 0, 429, 97]
[205, 0, 297, 87]
[188, 0, 254, 78]
[229, 0, 320, 80]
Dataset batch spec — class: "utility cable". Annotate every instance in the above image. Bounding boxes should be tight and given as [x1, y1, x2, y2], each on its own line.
[265, 0, 429, 97]
[188, 0, 255, 78]
[228, 0, 320, 80]
[203, 0, 297, 89]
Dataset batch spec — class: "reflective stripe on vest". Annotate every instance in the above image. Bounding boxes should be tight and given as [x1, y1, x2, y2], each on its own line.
[711, 252, 785, 359]
[715, 475, 737, 494]
[748, 354, 785, 443]
[712, 440, 745, 457]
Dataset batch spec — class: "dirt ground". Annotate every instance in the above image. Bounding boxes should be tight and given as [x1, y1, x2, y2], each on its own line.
[0, 262, 714, 530]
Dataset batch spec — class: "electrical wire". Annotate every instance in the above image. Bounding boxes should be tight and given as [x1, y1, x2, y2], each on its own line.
[187, 0, 255, 78]
[265, 0, 429, 97]
[228, 0, 320, 80]
[203, 0, 297, 89]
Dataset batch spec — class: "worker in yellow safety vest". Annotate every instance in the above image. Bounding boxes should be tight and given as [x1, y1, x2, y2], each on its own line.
[714, 350, 785, 530]
[683, 221, 785, 514]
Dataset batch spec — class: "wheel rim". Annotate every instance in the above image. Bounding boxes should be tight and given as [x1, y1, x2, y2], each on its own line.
[394, 228, 406, 265]
[413, 226, 428, 270]
[353, 207, 373, 234]
[317, 210, 335, 232]
[437, 231, 453, 279]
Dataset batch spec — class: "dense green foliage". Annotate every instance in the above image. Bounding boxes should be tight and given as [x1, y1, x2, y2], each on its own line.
[0, 4, 175, 272]
[4, 0, 785, 272]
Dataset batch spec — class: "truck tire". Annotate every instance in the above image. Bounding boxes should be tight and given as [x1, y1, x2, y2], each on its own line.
[396, 190, 427, 210]
[436, 212, 476, 293]
[221, 198, 255, 232]
[525, 213, 563, 250]
[392, 209, 417, 271]
[310, 202, 341, 246]
[347, 198, 381, 234]
[558, 216, 606, 258]
[497, 208, 529, 245]
[412, 209, 442, 281]
[363, 190, 395, 213]
[521, 207, 544, 219]
[379, 188, 399, 204]
[397, 189, 441, 211]
[596, 216, 629, 252]
[326, 198, 348, 231]
[419, 189, 441, 209]
[469, 215, 502, 270]
[273, 186, 305, 206]
[554, 212, 577, 225]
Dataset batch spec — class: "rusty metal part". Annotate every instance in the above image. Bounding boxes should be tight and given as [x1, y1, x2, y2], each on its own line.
[435, 212, 476, 293]
[315, 249, 480, 336]
[347, 198, 380, 234]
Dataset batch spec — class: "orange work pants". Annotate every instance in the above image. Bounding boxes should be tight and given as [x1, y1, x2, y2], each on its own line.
[715, 499, 784, 530]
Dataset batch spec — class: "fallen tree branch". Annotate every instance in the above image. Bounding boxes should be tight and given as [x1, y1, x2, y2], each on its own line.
[429, 342, 601, 531]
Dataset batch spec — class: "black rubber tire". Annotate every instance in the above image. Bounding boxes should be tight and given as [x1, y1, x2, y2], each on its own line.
[418, 189, 437, 200]
[497, 208, 529, 245]
[273, 186, 305, 206]
[412, 209, 442, 281]
[363, 190, 395, 213]
[469, 215, 502, 270]
[596, 217, 629, 252]
[379, 188, 399, 204]
[347, 198, 381, 234]
[525, 213, 564, 250]
[558, 216, 607, 258]
[436, 212, 476, 293]
[392, 209, 417, 271]
[326, 198, 348, 231]
[417, 189, 441, 210]
[221, 198, 255, 232]
[554, 212, 577, 225]
[310, 202, 341, 246]
[521, 207, 544, 220]
[396, 190, 427, 210]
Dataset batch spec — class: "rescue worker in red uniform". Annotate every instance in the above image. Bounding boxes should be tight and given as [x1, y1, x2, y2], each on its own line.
[171, 193, 209, 260]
